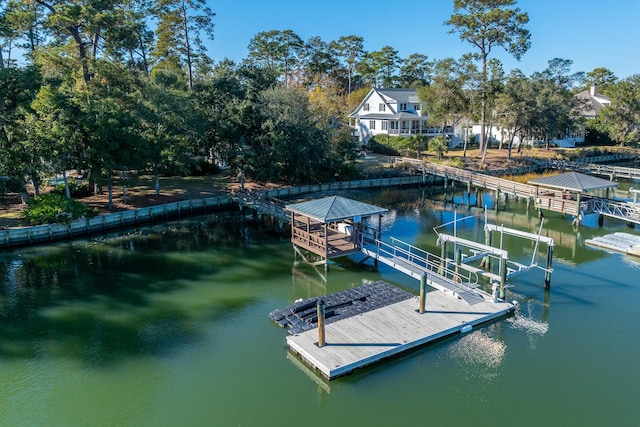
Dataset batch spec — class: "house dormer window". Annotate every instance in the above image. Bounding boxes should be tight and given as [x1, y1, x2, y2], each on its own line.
[379, 103, 385, 112]
[399, 103, 407, 111]
[363, 103, 370, 111]
[415, 104, 421, 111]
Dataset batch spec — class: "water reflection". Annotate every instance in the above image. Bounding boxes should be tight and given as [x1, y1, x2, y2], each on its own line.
[447, 328, 506, 382]
[0, 213, 287, 365]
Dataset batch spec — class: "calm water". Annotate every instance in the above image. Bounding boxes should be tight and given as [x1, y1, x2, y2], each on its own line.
[1, 188, 639, 426]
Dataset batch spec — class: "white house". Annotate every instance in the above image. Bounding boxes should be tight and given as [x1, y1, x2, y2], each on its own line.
[348, 88, 455, 145]
[471, 85, 612, 148]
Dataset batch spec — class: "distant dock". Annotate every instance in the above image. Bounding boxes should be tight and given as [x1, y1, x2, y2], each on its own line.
[273, 281, 515, 380]
[585, 232, 640, 257]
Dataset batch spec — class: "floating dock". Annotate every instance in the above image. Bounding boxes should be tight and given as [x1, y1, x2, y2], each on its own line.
[585, 232, 640, 257]
[272, 281, 515, 380]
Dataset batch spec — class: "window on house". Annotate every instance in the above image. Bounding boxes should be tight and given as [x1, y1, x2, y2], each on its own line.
[399, 103, 407, 111]
[363, 103, 370, 111]
[415, 104, 421, 111]
[369, 120, 376, 130]
[382, 121, 388, 130]
[379, 103, 386, 112]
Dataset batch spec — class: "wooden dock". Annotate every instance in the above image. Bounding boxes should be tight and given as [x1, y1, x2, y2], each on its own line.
[286, 287, 515, 380]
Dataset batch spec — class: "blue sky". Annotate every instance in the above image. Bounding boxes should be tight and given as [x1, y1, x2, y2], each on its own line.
[208, 0, 640, 79]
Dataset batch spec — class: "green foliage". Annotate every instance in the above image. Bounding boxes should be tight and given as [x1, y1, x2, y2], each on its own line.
[367, 137, 401, 156]
[0, 176, 25, 193]
[428, 136, 449, 159]
[23, 193, 91, 225]
[51, 180, 93, 198]
[585, 117, 614, 146]
[368, 135, 424, 157]
[446, 157, 465, 168]
[161, 158, 220, 177]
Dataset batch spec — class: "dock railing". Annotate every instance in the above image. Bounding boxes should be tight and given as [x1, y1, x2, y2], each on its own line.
[361, 233, 479, 293]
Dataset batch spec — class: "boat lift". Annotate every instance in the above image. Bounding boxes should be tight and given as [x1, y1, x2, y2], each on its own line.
[433, 210, 555, 298]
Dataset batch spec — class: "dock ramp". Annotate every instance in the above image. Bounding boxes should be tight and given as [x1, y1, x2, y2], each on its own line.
[360, 237, 486, 305]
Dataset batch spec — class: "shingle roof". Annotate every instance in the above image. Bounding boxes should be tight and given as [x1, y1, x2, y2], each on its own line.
[575, 88, 611, 117]
[377, 88, 421, 104]
[286, 196, 388, 223]
[528, 172, 618, 192]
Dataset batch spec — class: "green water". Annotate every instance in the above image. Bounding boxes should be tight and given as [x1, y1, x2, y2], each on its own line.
[1, 190, 639, 426]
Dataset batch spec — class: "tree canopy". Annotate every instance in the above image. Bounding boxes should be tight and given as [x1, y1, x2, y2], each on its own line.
[0, 0, 638, 210]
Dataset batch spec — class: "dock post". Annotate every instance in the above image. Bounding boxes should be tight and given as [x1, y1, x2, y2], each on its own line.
[439, 241, 447, 274]
[544, 245, 554, 289]
[455, 248, 462, 282]
[419, 272, 426, 314]
[484, 229, 492, 270]
[499, 257, 507, 299]
[317, 299, 326, 347]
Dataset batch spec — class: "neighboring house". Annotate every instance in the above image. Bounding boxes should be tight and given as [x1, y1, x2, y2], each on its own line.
[471, 85, 612, 149]
[348, 88, 455, 145]
[575, 84, 611, 119]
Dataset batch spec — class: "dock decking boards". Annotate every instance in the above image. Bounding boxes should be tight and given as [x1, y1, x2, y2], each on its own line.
[279, 283, 515, 380]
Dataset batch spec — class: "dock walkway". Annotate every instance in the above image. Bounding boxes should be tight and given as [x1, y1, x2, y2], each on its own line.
[286, 283, 514, 380]
[360, 237, 485, 305]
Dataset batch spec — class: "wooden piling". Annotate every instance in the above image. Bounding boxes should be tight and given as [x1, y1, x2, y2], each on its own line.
[499, 257, 507, 299]
[484, 229, 492, 269]
[439, 241, 447, 274]
[419, 273, 426, 314]
[317, 299, 326, 347]
[544, 245, 554, 289]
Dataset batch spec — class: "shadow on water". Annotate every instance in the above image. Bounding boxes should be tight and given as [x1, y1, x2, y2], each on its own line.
[0, 214, 289, 365]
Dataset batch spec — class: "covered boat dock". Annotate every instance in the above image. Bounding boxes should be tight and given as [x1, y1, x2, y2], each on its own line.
[529, 171, 619, 223]
[285, 196, 388, 268]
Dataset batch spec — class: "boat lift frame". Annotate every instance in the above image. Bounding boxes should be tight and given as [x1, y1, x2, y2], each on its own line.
[433, 210, 555, 297]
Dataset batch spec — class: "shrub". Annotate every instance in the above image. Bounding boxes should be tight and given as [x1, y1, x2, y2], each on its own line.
[367, 138, 401, 156]
[445, 157, 465, 168]
[51, 180, 93, 198]
[24, 193, 91, 225]
[0, 176, 26, 193]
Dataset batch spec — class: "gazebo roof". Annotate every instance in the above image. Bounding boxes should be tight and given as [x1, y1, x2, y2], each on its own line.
[285, 196, 388, 223]
[528, 171, 619, 193]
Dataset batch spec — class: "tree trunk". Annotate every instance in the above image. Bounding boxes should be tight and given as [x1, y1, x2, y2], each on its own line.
[121, 168, 127, 205]
[62, 169, 71, 198]
[108, 173, 113, 211]
[137, 32, 150, 76]
[154, 165, 160, 197]
[35, 1, 92, 84]
[480, 53, 488, 163]
[507, 134, 516, 160]
[31, 172, 41, 197]
[180, 3, 193, 90]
